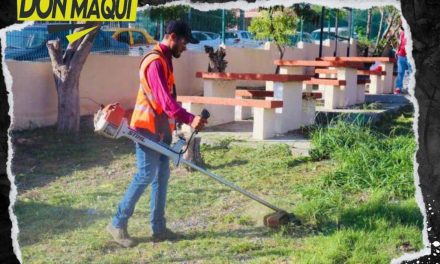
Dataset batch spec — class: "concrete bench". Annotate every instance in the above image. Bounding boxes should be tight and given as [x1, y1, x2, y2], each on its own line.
[235, 89, 322, 100]
[315, 68, 386, 77]
[275, 59, 361, 109]
[235, 89, 274, 98]
[234, 89, 320, 126]
[318, 57, 396, 94]
[304, 78, 350, 109]
[314, 68, 376, 103]
[177, 96, 283, 140]
[274, 60, 364, 70]
[315, 68, 387, 95]
[304, 78, 371, 107]
[196, 72, 313, 134]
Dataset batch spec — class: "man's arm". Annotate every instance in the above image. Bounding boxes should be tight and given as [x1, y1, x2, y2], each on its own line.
[145, 60, 195, 125]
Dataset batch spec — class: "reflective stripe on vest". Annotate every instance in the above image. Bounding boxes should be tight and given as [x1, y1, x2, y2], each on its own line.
[130, 45, 176, 134]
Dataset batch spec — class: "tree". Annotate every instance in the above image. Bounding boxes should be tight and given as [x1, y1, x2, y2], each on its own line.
[46, 22, 101, 133]
[366, 8, 372, 39]
[374, 7, 385, 53]
[248, 7, 298, 73]
[354, 6, 401, 57]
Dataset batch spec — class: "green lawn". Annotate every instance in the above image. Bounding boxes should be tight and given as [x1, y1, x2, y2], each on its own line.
[12, 110, 423, 263]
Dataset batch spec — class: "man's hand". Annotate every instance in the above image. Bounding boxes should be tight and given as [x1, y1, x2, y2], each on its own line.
[191, 115, 208, 131]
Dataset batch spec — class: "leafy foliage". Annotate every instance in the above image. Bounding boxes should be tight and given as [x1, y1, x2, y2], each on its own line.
[148, 5, 190, 22]
[248, 7, 298, 47]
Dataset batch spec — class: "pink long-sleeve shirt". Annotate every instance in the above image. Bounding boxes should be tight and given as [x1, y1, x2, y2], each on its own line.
[397, 30, 407, 57]
[144, 44, 195, 125]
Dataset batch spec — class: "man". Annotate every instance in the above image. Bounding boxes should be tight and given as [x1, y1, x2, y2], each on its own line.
[106, 20, 207, 247]
[395, 24, 411, 94]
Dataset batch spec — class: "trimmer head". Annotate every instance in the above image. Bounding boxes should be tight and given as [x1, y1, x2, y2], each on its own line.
[263, 211, 301, 228]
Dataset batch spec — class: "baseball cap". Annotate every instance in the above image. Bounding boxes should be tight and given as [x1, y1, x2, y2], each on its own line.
[165, 20, 199, 44]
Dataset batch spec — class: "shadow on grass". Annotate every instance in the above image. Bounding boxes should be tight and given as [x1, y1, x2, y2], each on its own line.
[134, 223, 312, 244]
[12, 118, 135, 192]
[133, 226, 306, 262]
[373, 104, 414, 137]
[204, 159, 249, 170]
[15, 200, 110, 247]
[287, 156, 312, 168]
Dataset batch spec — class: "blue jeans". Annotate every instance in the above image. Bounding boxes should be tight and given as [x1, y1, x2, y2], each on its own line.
[112, 143, 170, 235]
[395, 55, 411, 91]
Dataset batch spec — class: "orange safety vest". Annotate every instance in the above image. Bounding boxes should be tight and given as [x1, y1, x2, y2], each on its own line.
[130, 45, 176, 137]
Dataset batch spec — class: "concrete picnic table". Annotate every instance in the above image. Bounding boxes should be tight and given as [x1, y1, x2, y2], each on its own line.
[274, 59, 363, 109]
[195, 72, 312, 134]
[319, 57, 396, 94]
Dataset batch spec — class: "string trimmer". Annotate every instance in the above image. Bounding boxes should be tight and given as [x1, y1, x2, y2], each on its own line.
[93, 103, 301, 228]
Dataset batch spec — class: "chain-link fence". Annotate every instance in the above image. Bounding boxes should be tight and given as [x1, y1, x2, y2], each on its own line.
[4, 7, 250, 61]
[4, 6, 382, 61]
[4, 22, 134, 61]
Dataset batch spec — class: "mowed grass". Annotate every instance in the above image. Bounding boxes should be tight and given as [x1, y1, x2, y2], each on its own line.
[12, 111, 423, 264]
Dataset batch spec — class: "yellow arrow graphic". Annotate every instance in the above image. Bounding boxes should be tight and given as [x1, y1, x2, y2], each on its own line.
[66, 26, 98, 44]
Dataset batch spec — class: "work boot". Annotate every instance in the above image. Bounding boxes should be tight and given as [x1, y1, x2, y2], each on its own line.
[152, 228, 183, 242]
[106, 223, 136, 248]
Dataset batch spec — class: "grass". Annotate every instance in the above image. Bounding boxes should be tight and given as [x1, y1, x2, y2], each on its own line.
[12, 111, 423, 263]
[309, 112, 416, 199]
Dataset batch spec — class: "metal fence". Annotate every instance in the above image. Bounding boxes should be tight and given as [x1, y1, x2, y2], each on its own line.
[4, 6, 369, 61]
[3, 9, 244, 61]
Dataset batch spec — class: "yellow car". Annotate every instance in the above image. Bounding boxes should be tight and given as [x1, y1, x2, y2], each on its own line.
[108, 28, 157, 56]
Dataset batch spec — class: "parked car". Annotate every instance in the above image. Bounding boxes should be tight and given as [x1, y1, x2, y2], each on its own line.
[288, 32, 314, 46]
[311, 27, 357, 44]
[105, 28, 156, 56]
[187, 31, 221, 52]
[224, 30, 264, 48]
[5, 24, 129, 61]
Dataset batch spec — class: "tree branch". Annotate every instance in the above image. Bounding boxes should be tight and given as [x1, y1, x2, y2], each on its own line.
[69, 23, 101, 70]
[47, 39, 64, 78]
[65, 22, 101, 66]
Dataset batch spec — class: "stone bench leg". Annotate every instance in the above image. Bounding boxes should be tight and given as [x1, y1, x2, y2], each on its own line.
[302, 99, 316, 126]
[267, 81, 303, 134]
[253, 108, 276, 140]
[380, 62, 394, 94]
[235, 96, 253, 121]
[318, 70, 337, 92]
[278, 65, 312, 93]
[203, 79, 236, 126]
[369, 75, 383, 94]
[357, 84, 366, 104]
[323, 85, 344, 109]
[337, 67, 357, 106]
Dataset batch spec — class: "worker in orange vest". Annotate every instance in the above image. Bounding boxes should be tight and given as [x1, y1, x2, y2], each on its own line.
[107, 20, 207, 247]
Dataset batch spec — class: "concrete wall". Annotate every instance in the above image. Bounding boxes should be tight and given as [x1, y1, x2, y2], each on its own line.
[7, 40, 356, 130]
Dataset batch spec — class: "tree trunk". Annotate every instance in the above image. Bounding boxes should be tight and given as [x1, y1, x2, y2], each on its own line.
[366, 8, 372, 40]
[374, 8, 385, 54]
[56, 74, 80, 132]
[47, 23, 100, 134]
[275, 44, 285, 74]
[400, 0, 440, 262]
[183, 137, 204, 169]
[381, 12, 397, 40]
